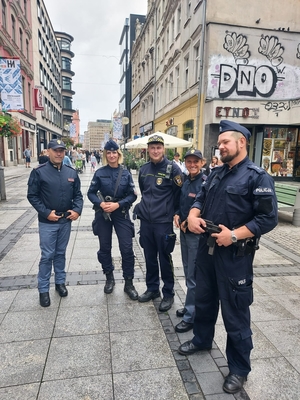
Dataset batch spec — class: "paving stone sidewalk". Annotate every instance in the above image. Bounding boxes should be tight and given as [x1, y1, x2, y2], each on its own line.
[0, 163, 300, 399]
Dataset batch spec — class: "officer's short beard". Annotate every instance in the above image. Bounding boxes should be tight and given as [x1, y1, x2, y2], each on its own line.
[220, 145, 240, 164]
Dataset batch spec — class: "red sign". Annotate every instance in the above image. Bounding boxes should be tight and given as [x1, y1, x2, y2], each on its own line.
[33, 86, 44, 110]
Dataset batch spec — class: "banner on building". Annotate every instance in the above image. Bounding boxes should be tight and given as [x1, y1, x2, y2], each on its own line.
[69, 123, 76, 137]
[0, 58, 24, 111]
[112, 117, 123, 140]
[33, 86, 44, 110]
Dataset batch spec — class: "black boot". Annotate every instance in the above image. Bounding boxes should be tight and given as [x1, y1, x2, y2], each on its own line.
[104, 271, 115, 294]
[124, 278, 138, 300]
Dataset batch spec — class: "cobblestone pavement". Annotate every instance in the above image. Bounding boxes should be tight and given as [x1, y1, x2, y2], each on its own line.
[0, 163, 300, 399]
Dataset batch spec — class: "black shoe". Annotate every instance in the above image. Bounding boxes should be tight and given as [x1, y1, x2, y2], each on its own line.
[124, 278, 138, 300]
[159, 296, 174, 312]
[104, 271, 115, 294]
[176, 307, 187, 318]
[178, 340, 211, 355]
[223, 373, 247, 394]
[175, 320, 194, 333]
[39, 292, 50, 307]
[138, 290, 160, 303]
[55, 284, 68, 297]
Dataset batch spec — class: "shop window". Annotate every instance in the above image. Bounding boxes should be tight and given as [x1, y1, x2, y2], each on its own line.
[263, 126, 298, 177]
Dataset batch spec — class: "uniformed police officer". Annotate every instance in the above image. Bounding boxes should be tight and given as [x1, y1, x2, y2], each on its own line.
[136, 134, 183, 312]
[27, 139, 83, 307]
[87, 139, 138, 300]
[174, 149, 206, 333]
[178, 120, 278, 394]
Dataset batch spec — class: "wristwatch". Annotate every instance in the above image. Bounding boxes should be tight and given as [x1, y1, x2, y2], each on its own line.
[231, 230, 238, 243]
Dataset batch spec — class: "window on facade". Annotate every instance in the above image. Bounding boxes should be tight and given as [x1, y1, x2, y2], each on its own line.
[166, 28, 169, 50]
[43, 68, 47, 87]
[38, 31, 42, 54]
[37, 0, 41, 21]
[169, 72, 174, 101]
[61, 57, 71, 70]
[58, 38, 71, 51]
[39, 63, 43, 84]
[26, 39, 29, 59]
[19, 28, 23, 52]
[63, 96, 73, 110]
[175, 65, 180, 97]
[41, 9, 45, 29]
[2, 0, 6, 30]
[28, 82, 31, 113]
[157, 45, 160, 65]
[156, 87, 159, 111]
[11, 14, 16, 42]
[42, 39, 46, 59]
[184, 55, 189, 90]
[22, 76, 25, 109]
[194, 43, 200, 83]
[177, 6, 181, 36]
[186, 0, 191, 19]
[24, 0, 27, 19]
[62, 76, 72, 91]
[171, 18, 175, 42]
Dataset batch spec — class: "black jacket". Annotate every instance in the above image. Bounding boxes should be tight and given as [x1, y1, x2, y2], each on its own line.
[27, 161, 83, 223]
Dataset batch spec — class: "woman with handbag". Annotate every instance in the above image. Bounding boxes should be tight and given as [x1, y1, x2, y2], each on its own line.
[87, 139, 138, 300]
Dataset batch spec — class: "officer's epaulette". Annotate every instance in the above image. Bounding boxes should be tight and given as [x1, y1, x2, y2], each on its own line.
[64, 164, 74, 169]
[248, 164, 264, 174]
[34, 163, 47, 169]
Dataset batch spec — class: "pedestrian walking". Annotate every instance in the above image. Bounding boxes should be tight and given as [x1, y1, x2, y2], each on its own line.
[87, 139, 138, 300]
[27, 139, 83, 307]
[178, 120, 278, 394]
[135, 134, 183, 312]
[173, 149, 206, 333]
[24, 146, 31, 168]
[90, 152, 97, 172]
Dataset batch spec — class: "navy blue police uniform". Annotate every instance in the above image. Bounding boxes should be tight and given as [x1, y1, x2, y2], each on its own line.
[136, 142, 183, 302]
[174, 149, 206, 329]
[185, 121, 278, 381]
[87, 149, 137, 280]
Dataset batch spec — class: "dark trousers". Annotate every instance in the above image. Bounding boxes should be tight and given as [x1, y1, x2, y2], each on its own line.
[95, 210, 135, 278]
[192, 235, 254, 376]
[140, 220, 175, 298]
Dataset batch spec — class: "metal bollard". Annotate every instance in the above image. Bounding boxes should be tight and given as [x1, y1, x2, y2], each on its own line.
[0, 166, 6, 200]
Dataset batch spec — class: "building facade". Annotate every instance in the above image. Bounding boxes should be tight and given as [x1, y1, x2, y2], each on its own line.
[0, 0, 36, 166]
[55, 31, 76, 137]
[131, 0, 300, 180]
[119, 13, 145, 140]
[31, 0, 63, 155]
[84, 120, 111, 151]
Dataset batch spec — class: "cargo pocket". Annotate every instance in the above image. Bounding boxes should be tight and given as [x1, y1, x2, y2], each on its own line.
[164, 233, 177, 254]
[92, 219, 98, 236]
[228, 277, 253, 309]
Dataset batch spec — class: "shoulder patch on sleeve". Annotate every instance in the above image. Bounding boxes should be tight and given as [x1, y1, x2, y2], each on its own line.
[173, 174, 183, 187]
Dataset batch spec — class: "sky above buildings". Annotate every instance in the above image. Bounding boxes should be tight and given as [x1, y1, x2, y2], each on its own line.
[45, 0, 147, 131]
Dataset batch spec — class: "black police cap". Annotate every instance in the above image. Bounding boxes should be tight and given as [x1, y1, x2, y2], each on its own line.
[48, 139, 66, 150]
[219, 120, 251, 141]
[184, 149, 203, 159]
[104, 139, 119, 151]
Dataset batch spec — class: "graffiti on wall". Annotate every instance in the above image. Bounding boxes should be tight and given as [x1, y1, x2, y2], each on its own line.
[208, 30, 300, 101]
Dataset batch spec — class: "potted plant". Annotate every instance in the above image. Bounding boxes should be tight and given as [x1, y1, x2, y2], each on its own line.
[0, 112, 22, 137]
